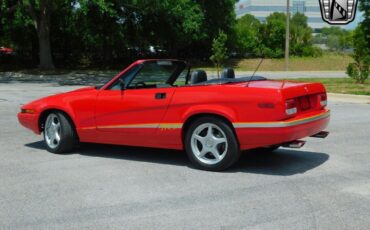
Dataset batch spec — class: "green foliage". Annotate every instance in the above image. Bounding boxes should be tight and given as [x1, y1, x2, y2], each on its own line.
[195, 0, 236, 56]
[136, 0, 204, 56]
[358, 0, 369, 49]
[346, 26, 369, 84]
[235, 12, 319, 58]
[0, 1, 37, 66]
[258, 12, 286, 58]
[210, 31, 228, 77]
[302, 46, 323, 57]
[0, 0, 235, 68]
[313, 27, 353, 51]
[290, 13, 315, 56]
[235, 14, 260, 56]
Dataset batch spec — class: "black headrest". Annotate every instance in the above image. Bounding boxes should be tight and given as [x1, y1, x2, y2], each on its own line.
[190, 70, 207, 84]
[221, 68, 235, 79]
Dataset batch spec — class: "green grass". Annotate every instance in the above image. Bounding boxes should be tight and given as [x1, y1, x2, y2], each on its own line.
[197, 54, 353, 71]
[287, 78, 370, 96]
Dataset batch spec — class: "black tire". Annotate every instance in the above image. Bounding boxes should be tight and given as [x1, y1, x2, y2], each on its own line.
[184, 117, 240, 171]
[43, 111, 78, 153]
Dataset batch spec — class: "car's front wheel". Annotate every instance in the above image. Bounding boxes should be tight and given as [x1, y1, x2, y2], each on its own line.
[43, 112, 78, 153]
[185, 117, 240, 171]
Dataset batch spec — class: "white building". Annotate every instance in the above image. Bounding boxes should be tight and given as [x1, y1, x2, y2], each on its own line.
[235, 0, 329, 29]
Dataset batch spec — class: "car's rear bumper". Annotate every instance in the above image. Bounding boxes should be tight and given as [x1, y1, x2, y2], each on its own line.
[17, 112, 41, 134]
[235, 109, 330, 150]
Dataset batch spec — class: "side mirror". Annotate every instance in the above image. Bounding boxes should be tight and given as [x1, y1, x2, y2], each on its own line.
[118, 79, 126, 90]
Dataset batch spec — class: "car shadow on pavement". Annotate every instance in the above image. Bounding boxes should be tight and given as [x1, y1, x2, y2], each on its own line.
[25, 141, 188, 167]
[232, 149, 329, 175]
[25, 141, 329, 176]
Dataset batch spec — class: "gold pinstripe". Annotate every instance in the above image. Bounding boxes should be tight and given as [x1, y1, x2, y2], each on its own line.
[79, 110, 330, 130]
[233, 110, 330, 128]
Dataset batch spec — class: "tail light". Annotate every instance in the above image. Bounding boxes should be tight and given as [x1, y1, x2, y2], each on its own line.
[318, 93, 327, 107]
[285, 99, 297, 115]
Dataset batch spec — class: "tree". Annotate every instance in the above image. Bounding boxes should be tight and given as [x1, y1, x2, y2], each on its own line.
[235, 14, 260, 56]
[233, 12, 319, 58]
[210, 31, 228, 78]
[0, 1, 38, 66]
[19, 0, 56, 69]
[346, 1, 370, 84]
[346, 26, 369, 84]
[69, 0, 128, 65]
[258, 12, 286, 58]
[317, 27, 352, 51]
[135, 0, 204, 57]
[358, 0, 369, 49]
[290, 13, 313, 56]
[1, 0, 238, 68]
[193, 0, 236, 57]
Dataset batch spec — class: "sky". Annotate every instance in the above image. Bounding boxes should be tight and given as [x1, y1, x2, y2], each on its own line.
[345, 11, 363, 30]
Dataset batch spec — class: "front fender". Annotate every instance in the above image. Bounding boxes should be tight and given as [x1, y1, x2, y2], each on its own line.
[38, 103, 76, 125]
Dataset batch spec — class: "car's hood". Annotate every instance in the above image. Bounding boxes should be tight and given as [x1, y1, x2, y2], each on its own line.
[21, 86, 96, 110]
[43, 86, 96, 100]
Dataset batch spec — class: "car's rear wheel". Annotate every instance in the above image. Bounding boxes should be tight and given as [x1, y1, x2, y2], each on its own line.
[43, 112, 78, 153]
[185, 117, 240, 171]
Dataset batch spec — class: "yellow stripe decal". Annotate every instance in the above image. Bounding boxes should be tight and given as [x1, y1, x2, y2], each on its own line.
[233, 110, 330, 128]
[80, 123, 182, 130]
[98, 123, 158, 129]
[159, 123, 183, 129]
[79, 111, 329, 130]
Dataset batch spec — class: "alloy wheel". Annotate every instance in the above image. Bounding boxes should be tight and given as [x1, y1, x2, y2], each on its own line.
[44, 114, 61, 149]
[190, 123, 228, 165]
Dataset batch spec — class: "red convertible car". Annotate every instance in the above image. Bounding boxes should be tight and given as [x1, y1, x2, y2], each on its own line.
[18, 59, 330, 171]
[0, 46, 14, 56]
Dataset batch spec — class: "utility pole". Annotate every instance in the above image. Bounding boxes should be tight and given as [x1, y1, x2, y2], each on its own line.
[285, 0, 290, 71]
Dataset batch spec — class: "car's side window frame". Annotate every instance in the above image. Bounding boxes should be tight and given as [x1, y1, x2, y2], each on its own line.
[126, 62, 179, 89]
[106, 64, 143, 90]
[106, 61, 188, 91]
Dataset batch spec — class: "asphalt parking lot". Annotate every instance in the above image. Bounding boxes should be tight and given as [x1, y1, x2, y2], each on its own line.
[1, 83, 370, 229]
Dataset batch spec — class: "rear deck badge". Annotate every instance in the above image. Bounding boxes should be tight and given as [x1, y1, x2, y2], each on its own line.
[318, 0, 358, 25]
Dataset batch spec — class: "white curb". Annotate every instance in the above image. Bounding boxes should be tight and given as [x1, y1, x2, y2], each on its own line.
[328, 93, 370, 104]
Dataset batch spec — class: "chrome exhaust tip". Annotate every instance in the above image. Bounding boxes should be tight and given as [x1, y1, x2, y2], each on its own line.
[282, 140, 306, 148]
[311, 131, 329, 138]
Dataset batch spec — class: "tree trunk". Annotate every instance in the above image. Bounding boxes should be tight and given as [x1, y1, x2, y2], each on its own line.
[27, 0, 55, 69]
[216, 63, 220, 78]
[37, 19, 54, 69]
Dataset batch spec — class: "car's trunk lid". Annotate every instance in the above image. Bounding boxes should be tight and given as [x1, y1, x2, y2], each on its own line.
[246, 80, 327, 114]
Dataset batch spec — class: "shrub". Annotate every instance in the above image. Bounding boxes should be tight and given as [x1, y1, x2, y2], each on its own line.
[210, 31, 228, 78]
[346, 26, 369, 84]
[302, 46, 323, 57]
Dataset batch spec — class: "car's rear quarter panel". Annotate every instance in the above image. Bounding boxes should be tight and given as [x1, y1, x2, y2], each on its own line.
[159, 81, 329, 150]
[157, 84, 285, 149]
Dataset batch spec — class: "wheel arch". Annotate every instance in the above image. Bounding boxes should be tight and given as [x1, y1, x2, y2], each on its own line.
[39, 109, 77, 135]
[181, 113, 238, 146]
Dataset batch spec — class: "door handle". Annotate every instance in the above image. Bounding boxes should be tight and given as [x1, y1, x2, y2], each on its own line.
[155, 92, 166, 99]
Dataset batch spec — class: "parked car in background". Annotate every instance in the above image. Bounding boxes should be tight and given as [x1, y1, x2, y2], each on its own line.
[0, 46, 15, 56]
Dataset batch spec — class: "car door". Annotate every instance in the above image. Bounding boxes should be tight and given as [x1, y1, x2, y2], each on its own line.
[94, 61, 178, 147]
